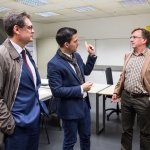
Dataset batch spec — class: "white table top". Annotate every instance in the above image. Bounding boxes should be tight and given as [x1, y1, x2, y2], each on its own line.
[40, 85, 50, 89]
[39, 87, 52, 101]
[88, 83, 110, 94]
[41, 78, 48, 86]
[98, 85, 116, 96]
[39, 83, 110, 96]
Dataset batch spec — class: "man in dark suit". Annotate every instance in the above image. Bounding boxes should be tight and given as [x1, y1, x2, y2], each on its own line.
[47, 27, 97, 150]
[0, 11, 47, 150]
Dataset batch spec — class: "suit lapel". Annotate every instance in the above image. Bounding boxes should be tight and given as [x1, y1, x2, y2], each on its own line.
[141, 49, 150, 80]
[22, 62, 34, 83]
[56, 52, 81, 83]
[26, 51, 41, 89]
[122, 52, 132, 75]
[60, 58, 81, 83]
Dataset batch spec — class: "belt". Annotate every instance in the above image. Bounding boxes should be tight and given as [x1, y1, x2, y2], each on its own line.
[124, 90, 149, 98]
[83, 97, 86, 102]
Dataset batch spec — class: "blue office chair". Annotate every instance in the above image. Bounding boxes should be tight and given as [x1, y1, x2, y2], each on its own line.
[105, 67, 121, 121]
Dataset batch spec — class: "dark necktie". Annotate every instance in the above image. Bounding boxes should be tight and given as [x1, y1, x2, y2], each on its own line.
[21, 50, 33, 78]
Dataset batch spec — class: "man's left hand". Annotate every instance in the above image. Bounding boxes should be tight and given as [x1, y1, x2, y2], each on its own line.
[85, 41, 96, 56]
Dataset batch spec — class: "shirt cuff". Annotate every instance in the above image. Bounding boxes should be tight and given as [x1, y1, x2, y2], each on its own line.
[81, 85, 83, 94]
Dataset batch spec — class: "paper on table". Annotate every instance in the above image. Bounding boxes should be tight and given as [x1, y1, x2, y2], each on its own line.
[41, 79, 48, 84]
[39, 90, 50, 95]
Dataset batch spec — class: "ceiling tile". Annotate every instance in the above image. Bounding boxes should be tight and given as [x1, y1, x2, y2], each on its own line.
[58, 17, 79, 22]
[0, 0, 149, 24]
[84, 10, 107, 16]
[56, 0, 89, 8]
[36, 3, 65, 11]
[92, 13, 112, 18]
[48, 0, 69, 3]
[131, 9, 150, 14]
[0, 1, 45, 13]
[0, 0, 12, 3]
[103, 7, 128, 13]
[93, 2, 123, 9]
[125, 4, 150, 11]
[65, 13, 88, 17]
[73, 15, 94, 20]
[83, 0, 116, 5]
[112, 11, 133, 16]
[52, 8, 76, 14]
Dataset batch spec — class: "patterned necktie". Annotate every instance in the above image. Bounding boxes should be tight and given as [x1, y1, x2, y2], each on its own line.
[21, 50, 33, 78]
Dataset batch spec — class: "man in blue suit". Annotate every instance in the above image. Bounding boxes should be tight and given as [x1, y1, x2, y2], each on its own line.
[47, 27, 97, 150]
[0, 11, 47, 150]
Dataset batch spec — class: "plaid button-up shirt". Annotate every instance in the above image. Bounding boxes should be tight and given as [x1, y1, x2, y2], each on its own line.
[124, 49, 148, 94]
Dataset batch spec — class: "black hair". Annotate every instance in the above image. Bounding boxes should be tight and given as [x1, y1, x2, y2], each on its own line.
[56, 27, 77, 47]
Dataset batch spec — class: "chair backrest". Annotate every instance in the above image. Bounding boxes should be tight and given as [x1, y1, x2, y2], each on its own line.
[105, 67, 113, 85]
[48, 96, 58, 114]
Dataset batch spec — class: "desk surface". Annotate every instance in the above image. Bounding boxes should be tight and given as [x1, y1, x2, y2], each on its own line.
[39, 87, 52, 101]
[40, 85, 50, 89]
[98, 85, 115, 96]
[88, 83, 110, 94]
[40, 83, 110, 94]
[41, 78, 48, 86]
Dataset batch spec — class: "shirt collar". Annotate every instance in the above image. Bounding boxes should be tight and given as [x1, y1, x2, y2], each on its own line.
[10, 40, 25, 55]
[133, 49, 147, 56]
[62, 52, 73, 59]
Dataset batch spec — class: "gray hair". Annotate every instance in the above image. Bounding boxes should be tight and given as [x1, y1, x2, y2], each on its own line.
[3, 11, 30, 37]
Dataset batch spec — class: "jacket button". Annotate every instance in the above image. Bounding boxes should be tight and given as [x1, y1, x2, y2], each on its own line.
[36, 103, 39, 106]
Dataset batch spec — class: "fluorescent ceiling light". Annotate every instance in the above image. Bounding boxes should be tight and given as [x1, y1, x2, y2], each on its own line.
[72, 6, 97, 12]
[119, 0, 148, 7]
[0, 7, 11, 12]
[16, 0, 50, 6]
[35, 12, 60, 17]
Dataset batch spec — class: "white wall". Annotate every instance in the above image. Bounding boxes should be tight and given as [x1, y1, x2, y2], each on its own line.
[33, 13, 150, 39]
[33, 13, 150, 83]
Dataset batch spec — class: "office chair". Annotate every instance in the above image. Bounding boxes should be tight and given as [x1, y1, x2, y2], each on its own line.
[105, 67, 121, 121]
[47, 96, 62, 131]
[41, 96, 62, 144]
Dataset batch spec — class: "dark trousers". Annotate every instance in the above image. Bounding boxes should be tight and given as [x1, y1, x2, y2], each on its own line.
[4, 125, 40, 150]
[121, 90, 150, 150]
[62, 101, 91, 150]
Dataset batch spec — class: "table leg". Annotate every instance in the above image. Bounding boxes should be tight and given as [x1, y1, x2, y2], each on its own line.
[96, 94, 106, 135]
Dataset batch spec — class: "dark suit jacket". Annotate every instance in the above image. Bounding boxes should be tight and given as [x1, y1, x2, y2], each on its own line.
[47, 51, 97, 120]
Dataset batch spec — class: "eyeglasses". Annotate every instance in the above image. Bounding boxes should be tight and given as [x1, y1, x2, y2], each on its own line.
[130, 36, 142, 39]
[25, 25, 33, 30]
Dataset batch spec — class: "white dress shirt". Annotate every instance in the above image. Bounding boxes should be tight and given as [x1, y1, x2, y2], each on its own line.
[10, 40, 37, 88]
[63, 52, 87, 98]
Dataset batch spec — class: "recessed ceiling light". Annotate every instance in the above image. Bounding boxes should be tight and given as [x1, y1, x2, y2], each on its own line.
[72, 6, 97, 13]
[0, 7, 11, 12]
[119, 0, 148, 7]
[16, 0, 50, 6]
[35, 12, 60, 17]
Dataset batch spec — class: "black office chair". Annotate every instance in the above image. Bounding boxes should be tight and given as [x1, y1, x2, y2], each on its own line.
[105, 67, 121, 121]
[47, 96, 62, 131]
[41, 96, 62, 144]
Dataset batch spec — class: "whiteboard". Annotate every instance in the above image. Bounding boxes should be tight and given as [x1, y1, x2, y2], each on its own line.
[96, 38, 131, 66]
[77, 39, 95, 63]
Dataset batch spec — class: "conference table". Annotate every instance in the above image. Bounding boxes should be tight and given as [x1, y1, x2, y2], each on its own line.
[95, 85, 116, 135]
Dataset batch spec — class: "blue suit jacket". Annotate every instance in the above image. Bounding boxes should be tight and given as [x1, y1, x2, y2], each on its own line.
[47, 51, 97, 120]
[11, 49, 48, 128]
